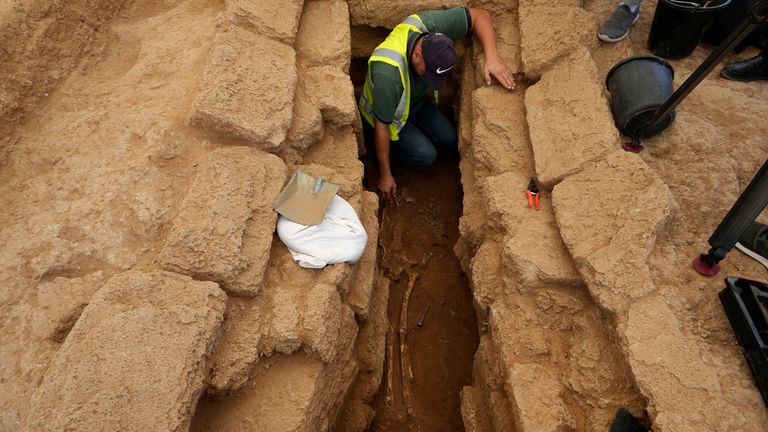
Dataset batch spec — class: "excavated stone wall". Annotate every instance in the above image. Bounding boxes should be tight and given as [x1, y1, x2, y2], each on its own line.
[458, 1, 768, 431]
[1, 0, 385, 430]
[456, 6, 647, 431]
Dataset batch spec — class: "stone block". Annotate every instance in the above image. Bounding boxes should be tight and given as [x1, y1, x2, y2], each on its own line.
[501, 197, 582, 289]
[623, 294, 759, 432]
[506, 363, 576, 432]
[191, 27, 296, 151]
[552, 150, 673, 313]
[485, 304, 562, 432]
[488, 302, 576, 430]
[470, 0, 518, 14]
[469, 238, 506, 311]
[345, 192, 380, 319]
[264, 241, 353, 295]
[208, 243, 354, 393]
[351, 274, 389, 397]
[24, 271, 227, 432]
[194, 354, 325, 432]
[305, 64, 358, 128]
[285, 78, 324, 154]
[464, 336, 516, 432]
[455, 157, 486, 272]
[566, 317, 624, 397]
[532, 289, 585, 321]
[213, 282, 339, 387]
[296, 0, 351, 70]
[460, 386, 484, 432]
[519, 5, 595, 77]
[207, 297, 266, 392]
[226, 0, 303, 45]
[479, 171, 529, 233]
[302, 283, 346, 362]
[565, 313, 644, 432]
[159, 147, 287, 297]
[347, 0, 468, 28]
[31, 272, 106, 342]
[489, 299, 551, 362]
[287, 20, 356, 155]
[458, 52, 476, 151]
[303, 127, 364, 183]
[526, 51, 619, 188]
[193, 308, 359, 432]
[470, 86, 534, 176]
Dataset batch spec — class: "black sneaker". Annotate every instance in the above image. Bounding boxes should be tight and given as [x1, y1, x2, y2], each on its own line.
[736, 221, 768, 270]
[720, 52, 768, 82]
[598, 5, 641, 43]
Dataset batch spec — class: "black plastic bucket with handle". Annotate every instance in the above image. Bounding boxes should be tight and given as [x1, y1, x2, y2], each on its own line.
[606, 55, 676, 139]
[648, 0, 732, 59]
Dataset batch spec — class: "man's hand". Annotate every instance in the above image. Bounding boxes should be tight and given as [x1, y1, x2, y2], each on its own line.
[373, 119, 397, 203]
[379, 174, 397, 202]
[484, 53, 516, 90]
[470, 8, 516, 91]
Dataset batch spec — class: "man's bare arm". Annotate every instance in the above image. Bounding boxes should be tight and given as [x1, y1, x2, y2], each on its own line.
[469, 7, 516, 90]
[374, 119, 397, 201]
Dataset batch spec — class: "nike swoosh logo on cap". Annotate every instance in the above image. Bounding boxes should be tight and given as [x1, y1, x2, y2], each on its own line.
[436, 66, 453, 74]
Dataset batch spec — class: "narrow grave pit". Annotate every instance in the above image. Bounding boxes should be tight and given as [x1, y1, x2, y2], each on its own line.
[367, 151, 478, 431]
[350, 42, 479, 430]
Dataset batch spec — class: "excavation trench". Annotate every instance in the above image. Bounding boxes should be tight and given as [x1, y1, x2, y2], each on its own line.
[350, 43, 479, 430]
[367, 152, 477, 431]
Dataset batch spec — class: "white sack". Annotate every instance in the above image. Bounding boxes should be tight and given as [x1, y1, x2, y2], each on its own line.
[277, 195, 367, 269]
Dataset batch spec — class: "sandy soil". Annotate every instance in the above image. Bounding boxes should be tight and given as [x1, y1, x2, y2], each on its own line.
[0, 0, 223, 428]
[2, 0, 768, 430]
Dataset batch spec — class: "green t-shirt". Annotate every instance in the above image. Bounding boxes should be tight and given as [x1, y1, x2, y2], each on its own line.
[368, 7, 472, 124]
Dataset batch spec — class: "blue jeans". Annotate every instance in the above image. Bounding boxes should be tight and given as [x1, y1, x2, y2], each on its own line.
[392, 103, 458, 166]
[363, 103, 458, 168]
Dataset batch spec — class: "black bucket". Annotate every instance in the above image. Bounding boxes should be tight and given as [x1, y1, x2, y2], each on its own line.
[647, 0, 732, 59]
[606, 56, 676, 139]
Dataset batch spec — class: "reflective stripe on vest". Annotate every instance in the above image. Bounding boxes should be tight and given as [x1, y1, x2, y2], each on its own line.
[359, 14, 427, 141]
[401, 16, 427, 33]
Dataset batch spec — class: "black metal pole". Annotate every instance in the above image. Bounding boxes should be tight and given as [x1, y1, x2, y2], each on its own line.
[634, 1, 768, 143]
[694, 159, 768, 276]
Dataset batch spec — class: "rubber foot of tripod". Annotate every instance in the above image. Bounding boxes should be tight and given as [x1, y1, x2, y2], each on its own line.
[622, 141, 644, 153]
[692, 255, 720, 277]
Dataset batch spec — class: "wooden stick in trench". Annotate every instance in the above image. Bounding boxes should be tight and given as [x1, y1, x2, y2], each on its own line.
[385, 321, 395, 405]
[399, 270, 419, 416]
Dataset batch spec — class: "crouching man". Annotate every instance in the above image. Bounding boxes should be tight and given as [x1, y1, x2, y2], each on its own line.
[359, 7, 515, 201]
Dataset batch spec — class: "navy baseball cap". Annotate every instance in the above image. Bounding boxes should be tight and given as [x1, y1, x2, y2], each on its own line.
[421, 33, 457, 90]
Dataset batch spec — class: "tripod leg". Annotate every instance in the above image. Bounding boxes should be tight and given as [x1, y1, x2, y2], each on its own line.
[694, 158, 768, 276]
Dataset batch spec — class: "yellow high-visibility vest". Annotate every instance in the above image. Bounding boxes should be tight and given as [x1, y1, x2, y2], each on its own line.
[359, 15, 436, 141]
